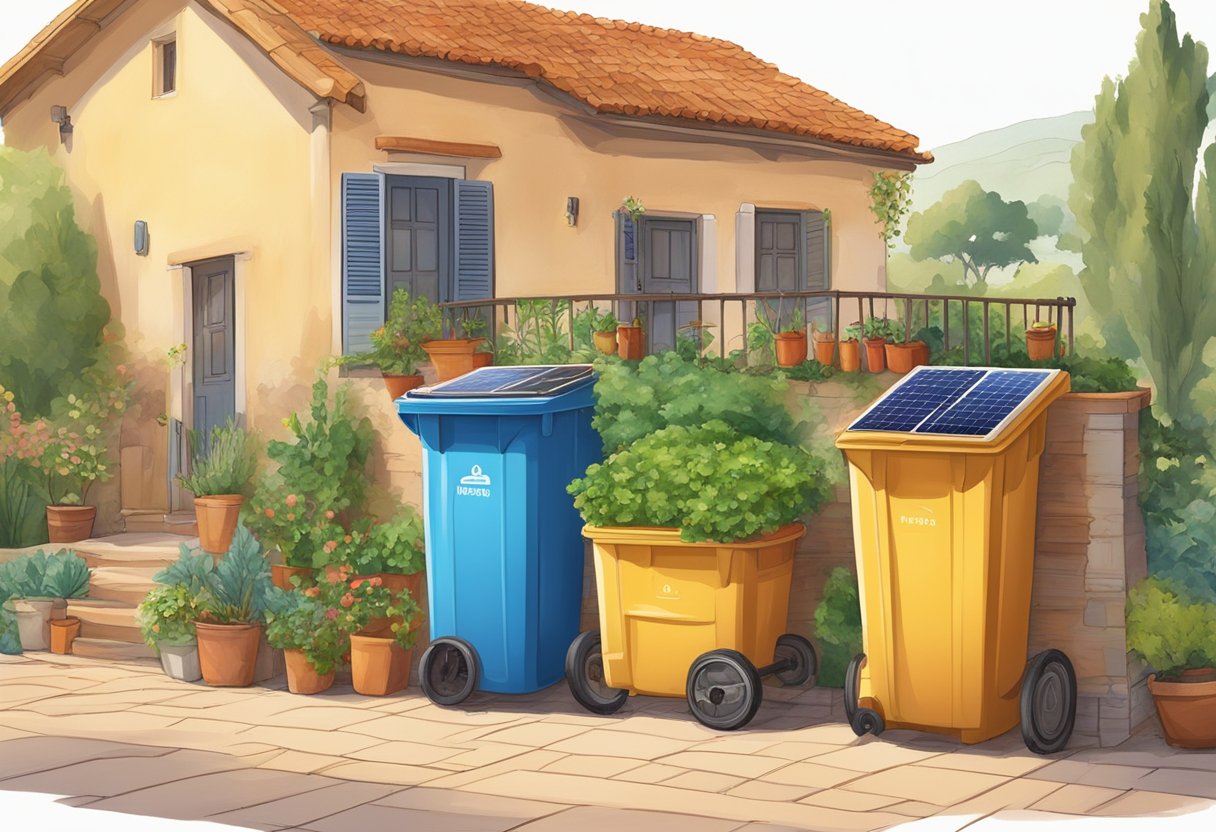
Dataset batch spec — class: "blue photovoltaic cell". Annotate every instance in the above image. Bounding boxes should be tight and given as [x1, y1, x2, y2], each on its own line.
[426, 367, 539, 394]
[848, 368, 986, 433]
[916, 370, 1051, 436]
[415, 365, 594, 398]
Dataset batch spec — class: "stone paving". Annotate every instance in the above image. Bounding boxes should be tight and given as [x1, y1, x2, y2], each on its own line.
[1, 653, 1215, 832]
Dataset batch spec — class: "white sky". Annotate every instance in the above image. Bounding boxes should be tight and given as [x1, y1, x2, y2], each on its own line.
[3, 0, 1216, 148]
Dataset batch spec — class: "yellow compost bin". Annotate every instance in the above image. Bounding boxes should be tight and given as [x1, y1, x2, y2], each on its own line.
[566, 523, 816, 730]
[835, 366, 1077, 754]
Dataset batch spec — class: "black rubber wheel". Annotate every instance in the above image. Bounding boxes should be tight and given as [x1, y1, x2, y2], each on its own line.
[420, 637, 480, 706]
[565, 631, 629, 715]
[1020, 649, 1077, 755]
[844, 653, 865, 726]
[851, 707, 886, 737]
[773, 634, 818, 687]
[686, 649, 763, 731]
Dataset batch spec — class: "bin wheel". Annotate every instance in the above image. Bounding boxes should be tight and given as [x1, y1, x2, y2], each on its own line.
[1020, 649, 1077, 755]
[851, 707, 885, 737]
[565, 631, 628, 715]
[420, 637, 480, 706]
[844, 653, 866, 726]
[686, 649, 763, 731]
[773, 634, 818, 687]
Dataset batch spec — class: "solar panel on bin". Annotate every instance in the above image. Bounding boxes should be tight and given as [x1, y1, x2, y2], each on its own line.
[848, 368, 986, 433]
[916, 370, 1052, 436]
[414, 365, 594, 398]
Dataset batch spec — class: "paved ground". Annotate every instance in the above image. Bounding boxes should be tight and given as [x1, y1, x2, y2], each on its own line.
[1, 653, 1214, 832]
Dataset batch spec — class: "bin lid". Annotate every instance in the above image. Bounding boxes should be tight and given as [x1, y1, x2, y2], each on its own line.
[837, 366, 1070, 449]
[398, 364, 596, 415]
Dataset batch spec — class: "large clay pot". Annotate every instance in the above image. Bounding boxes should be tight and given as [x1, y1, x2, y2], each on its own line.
[471, 352, 494, 369]
[383, 374, 425, 400]
[813, 335, 836, 367]
[271, 564, 315, 591]
[422, 339, 486, 382]
[284, 649, 336, 695]
[5, 599, 53, 651]
[910, 340, 930, 368]
[1148, 672, 1216, 748]
[884, 343, 918, 375]
[839, 340, 861, 373]
[351, 633, 413, 696]
[775, 332, 808, 367]
[46, 505, 96, 543]
[195, 621, 262, 687]
[1026, 326, 1058, 361]
[863, 338, 888, 373]
[49, 616, 80, 654]
[617, 325, 644, 361]
[159, 640, 203, 682]
[593, 331, 618, 356]
[362, 572, 424, 636]
[194, 495, 244, 556]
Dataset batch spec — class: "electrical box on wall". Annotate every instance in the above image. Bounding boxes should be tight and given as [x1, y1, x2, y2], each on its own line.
[134, 220, 149, 256]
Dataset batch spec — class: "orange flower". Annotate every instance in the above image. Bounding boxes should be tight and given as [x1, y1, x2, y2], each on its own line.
[323, 540, 338, 554]
[370, 576, 383, 587]
[325, 510, 335, 520]
[264, 508, 275, 519]
[340, 593, 354, 608]
[324, 567, 342, 584]
[343, 534, 352, 544]
[286, 494, 298, 508]
[286, 512, 296, 522]
[350, 578, 364, 589]
[304, 586, 320, 598]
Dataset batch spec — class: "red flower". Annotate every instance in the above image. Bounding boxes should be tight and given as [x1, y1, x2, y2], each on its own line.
[325, 608, 338, 620]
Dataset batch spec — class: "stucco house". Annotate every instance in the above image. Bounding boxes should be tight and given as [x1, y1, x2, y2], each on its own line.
[0, 0, 930, 528]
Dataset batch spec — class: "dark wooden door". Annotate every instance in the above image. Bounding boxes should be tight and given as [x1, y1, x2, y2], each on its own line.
[756, 211, 804, 292]
[191, 256, 236, 440]
[639, 218, 698, 351]
[387, 176, 451, 303]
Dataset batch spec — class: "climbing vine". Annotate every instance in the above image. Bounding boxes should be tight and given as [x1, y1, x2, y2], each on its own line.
[868, 171, 913, 248]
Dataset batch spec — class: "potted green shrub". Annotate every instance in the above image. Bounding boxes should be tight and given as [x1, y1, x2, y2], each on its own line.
[586, 309, 621, 356]
[1127, 577, 1216, 748]
[348, 575, 422, 696]
[0, 550, 90, 652]
[775, 305, 808, 368]
[884, 329, 919, 375]
[345, 511, 426, 634]
[340, 288, 442, 398]
[265, 567, 361, 695]
[1026, 321, 1059, 361]
[178, 419, 258, 556]
[862, 317, 893, 373]
[192, 525, 273, 687]
[811, 322, 836, 368]
[423, 309, 493, 381]
[138, 584, 203, 681]
[839, 322, 862, 372]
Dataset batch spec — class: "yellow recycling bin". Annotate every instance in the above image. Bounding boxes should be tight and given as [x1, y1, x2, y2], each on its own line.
[835, 366, 1076, 754]
[566, 524, 817, 730]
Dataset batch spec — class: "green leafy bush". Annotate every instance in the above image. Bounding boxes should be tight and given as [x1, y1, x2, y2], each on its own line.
[152, 542, 216, 595]
[1126, 576, 1216, 679]
[569, 421, 830, 543]
[0, 552, 44, 598]
[178, 419, 258, 497]
[137, 584, 200, 649]
[337, 289, 441, 375]
[345, 512, 426, 576]
[812, 567, 863, 688]
[40, 551, 90, 598]
[196, 526, 273, 625]
[782, 360, 836, 383]
[495, 300, 587, 365]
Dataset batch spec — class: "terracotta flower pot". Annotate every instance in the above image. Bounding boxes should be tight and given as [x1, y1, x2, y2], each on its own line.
[1148, 672, 1216, 748]
[195, 621, 262, 687]
[284, 648, 336, 695]
[813, 335, 836, 367]
[593, 331, 618, 356]
[159, 641, 202, 682]
[351, 633, 413, 696]
[863, 338, 888, 373]
[422, 338, 486, 382]
[775, 331, 808, 367]
[1026, 326, 1057, 361]
[46, 505, 96, 543]
[4, 599, 54, 651]
[910, 340, 930, 367]
[839, 340, 861, 373]
[471, 352, 494, 369]
[361, 571, 424, 636]
[271, 564, 315, 591]
[617, 325, 644, 361]
[49, 616, 81, 654]
[383, 374, 425, 400]
[884, 343, 918, 375]
[194, 495, 244, 556]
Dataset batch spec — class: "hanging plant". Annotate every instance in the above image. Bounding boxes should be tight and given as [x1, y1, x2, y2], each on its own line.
[868, 172, 913, 248]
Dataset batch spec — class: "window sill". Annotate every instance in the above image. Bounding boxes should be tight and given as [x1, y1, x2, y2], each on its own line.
[153, 91, 178, 101]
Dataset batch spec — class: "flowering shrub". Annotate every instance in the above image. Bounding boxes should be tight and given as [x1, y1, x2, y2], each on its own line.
[344, 512, 426, 576]
[137, 584, 201, 649]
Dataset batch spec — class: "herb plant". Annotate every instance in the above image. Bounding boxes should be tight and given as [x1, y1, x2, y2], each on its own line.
[862, 317, 894, 341]
[177, 419, 258, 497]
[495, 300, 582, 365]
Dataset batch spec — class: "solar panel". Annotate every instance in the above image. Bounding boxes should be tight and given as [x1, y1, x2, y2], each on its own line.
[847, 367, 1055, 438]
[409, 364, 595, 398]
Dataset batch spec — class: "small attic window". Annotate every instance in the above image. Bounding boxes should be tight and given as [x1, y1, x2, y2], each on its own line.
[154, 37, 177, 98]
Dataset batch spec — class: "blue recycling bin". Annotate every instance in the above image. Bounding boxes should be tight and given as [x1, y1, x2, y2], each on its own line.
[397, 365, 601, 704]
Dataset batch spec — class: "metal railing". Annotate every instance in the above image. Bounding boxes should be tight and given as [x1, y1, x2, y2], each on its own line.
[439, 289, 1077, 365]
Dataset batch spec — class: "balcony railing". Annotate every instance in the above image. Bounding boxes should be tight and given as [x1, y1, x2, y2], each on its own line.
[439, 289, 1077, 366]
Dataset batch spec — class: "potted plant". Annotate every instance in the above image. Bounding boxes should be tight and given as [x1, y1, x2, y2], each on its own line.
[839, 323, 862, 373]
[264, 569, 363, 695]
[1127, 577, 1216, 748]
[192, 526, 273, 687]
[348, 576, 422, 696]
[339, 288, 442, 398]
[811, 323, 836, 367]
[423, 309, 493, 382]
[178, 420, 258, 556]
[617, 317, 645, 361]
[138, 583, 204, 681]
[344, 510, 426, 635]
[884, 330, 918, 375]
[41, 550, 90, 653]
[0, 550, 90, 652]
[775, 305, 808, 368]
[1026, 321, 1058, 361]
[590, 309, 622, 356]
[862, 317, 892, 373]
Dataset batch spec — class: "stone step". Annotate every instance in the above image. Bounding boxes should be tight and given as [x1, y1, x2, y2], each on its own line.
[70, 637, 157, 662]
[67, 599, 142, 644]
[71, 533, 195, 569]
[121, 510, 198, 537]
[88, 567, 161, 605]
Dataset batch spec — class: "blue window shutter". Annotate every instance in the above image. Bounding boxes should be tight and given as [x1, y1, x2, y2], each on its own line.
[804, 210, 830, 291]
[453, 180, 494, 300]
[616, 210, 639, 293]
[341, 172, 385, 355]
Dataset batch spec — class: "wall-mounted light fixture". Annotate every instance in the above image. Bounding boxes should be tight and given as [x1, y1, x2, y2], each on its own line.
[566, 196, 580, 227]
[50, 105, 73, 143]
[134, 220, 150, 256]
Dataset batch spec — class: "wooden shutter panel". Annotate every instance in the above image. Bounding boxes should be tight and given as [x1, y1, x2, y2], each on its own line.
[341, 172, 385, 355]
[804, 210, 829, 291]
[616, 211, 639, 292]
[453, 180, 494, 300]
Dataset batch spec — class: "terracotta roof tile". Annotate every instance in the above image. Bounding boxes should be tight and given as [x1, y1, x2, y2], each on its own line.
[274, 0, 929, 162]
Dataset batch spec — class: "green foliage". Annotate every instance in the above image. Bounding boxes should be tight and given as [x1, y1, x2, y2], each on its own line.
[1126, 576, 1216, 678]
[621, 196, 646, 223]
[265, 588, 351, 676]
[812, 567, 863, 688]
[906, 180, 1039, 285]
[869, 171, 914, 248]
[0, 607, 20, 654]
[0, 147, 112, 418]
[495, 300, 590, 365]
[0, 459, 47, 548]
[40, 551, 90, 598]
[177, 419, 258, 497]
[338, 289, 442, 375]
[781, 360, 836, 383]
[569, 421, 831, 543]
[0, 552, 45, 598]
[862, 317, 895, 341]
[1026, 195, 1068, 238]
[0, 549, 89, 599]
[345, 511, 426, 576]
[196, 526, 273, 625]
[152, 542, 216, 595]
[137, 584, 200, 649]
[579, 306, 620, 334]
[1069, 0, 1216, 426]
[590, 353, 800, 453]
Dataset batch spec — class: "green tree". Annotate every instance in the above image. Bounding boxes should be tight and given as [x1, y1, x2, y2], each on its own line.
[905, 180, 1039, 286]
[0, 147, 111, 417]
[1069, 0, 1216, 425]
[1026, 195, 1067, 238]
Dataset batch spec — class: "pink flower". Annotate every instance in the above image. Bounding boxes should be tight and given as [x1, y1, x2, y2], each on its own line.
[286, 494, 298, 508]
[325, 510, 335, 520]
[70, 456, 81, 465]
[325, 608, 338, 620]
